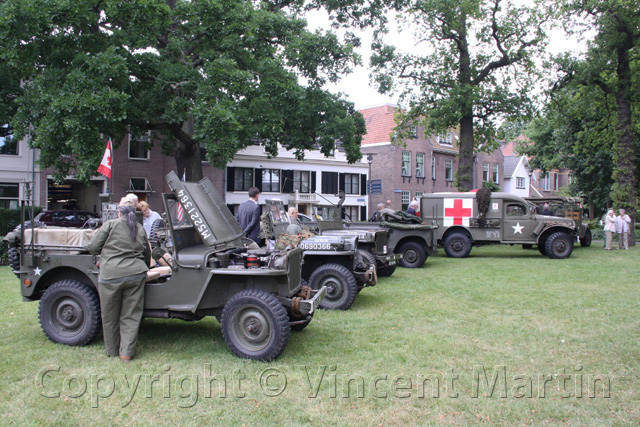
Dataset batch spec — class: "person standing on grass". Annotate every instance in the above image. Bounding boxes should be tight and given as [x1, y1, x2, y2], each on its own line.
[604, 209, 617, 250]
[88, 197, 151, 362]
[236, 187, 261, 243]
[616, 208, 631, 250]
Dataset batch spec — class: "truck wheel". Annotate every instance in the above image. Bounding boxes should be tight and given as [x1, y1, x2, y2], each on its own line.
[7, 247, 20, 275]
[290, 313, 314, 332]
[522, 244, 533, 250]
[308, 264, 357, 310]
[356, 249, 376, 269]
[580, 228, 592, 247]
[398, 242, 428, 268]
[443, 233, 472, 258]
[39, 280, 101, 346]
[545, 232, 574, 259]
[537, 240, 547, 255]
[221, 289, 290, 361]
[377, 262, 397, 277]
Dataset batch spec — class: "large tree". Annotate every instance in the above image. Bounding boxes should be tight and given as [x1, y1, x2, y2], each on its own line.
[0, 0, 365, 182]
[368, 0, 548, 190]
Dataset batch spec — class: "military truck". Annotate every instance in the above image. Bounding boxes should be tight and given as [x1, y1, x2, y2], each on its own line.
[525, 196, 592, 247]
[262, 199, 376, 311]
[3, 172, 325, 361]
[421, 192, 577, 259]
[311, 206, 437, 270]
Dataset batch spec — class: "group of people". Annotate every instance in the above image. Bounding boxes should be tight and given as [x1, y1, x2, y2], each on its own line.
[603, 208, 631, 250]
[370, 199, 419, 221]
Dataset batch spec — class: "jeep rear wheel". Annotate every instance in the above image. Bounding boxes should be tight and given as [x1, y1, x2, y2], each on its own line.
[309, 263, 357, 310]
[221, 289, 290, 361]
[356, 249, 376, 270]
[398, 241, 427, 268]
[580, 228, 592, 247]
[443, 233, 472, 258]
[39, 280, 101, 346]
[545, 232, 574, 259]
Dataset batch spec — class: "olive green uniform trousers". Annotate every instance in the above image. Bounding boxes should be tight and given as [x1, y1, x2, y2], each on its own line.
[98, 273, 146, 358]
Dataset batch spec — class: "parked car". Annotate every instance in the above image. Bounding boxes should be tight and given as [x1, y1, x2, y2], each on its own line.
[14, 210, 101, 231]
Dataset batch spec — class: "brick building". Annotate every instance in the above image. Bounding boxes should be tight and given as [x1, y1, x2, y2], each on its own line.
[359, 104, 503, 211]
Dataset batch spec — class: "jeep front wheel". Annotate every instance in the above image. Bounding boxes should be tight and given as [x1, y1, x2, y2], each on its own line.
[308, 263, 357, 310]
[398, 242, 427, 268]
[39, 280, 102, 346]
[443, 233, 472, 258]
[221, 289, 290, 361]
[545, 232, 574, 259]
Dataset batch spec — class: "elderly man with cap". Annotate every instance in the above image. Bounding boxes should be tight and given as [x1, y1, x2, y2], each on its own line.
[88, 197, 151, 362]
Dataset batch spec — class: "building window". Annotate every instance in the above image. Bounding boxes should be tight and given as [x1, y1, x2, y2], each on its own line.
[0, 124, 17, 155]
[568, 173, 573, 185]
[402, 151, 411, 176]
[129, 178, 153, 193]
[129, 132, 150, 160]
[542, 173, 550, 191]
[0, 183, 19, 209]
[234, 168, 254, 192]
[416, 191, 424, 199]
[409, 125, 417, 138]
[516, 177, 525, 189]
[554, 173, 559, 190]
[321, 172, 339, 194]
[199, 142, 209, 163]
[344, 173, 360, 195]
[437, 133, 452, 145]
[432, 156, 436, 180]
[343, 206, 359, 221]
[401, 191, 410, 210]
[445, 158, 453, 181]
[262, 169, 281, 192]
[293, 171, 310, 193]
[483, 162, 490, 182]
[416, 153, 425, 178]
[492, 164, 499, 183]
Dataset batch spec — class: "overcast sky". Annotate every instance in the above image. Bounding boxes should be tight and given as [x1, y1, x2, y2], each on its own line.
[307, 12, 590, 111]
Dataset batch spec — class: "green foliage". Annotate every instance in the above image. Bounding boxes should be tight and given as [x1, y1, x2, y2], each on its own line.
[482, 180, 501, 192]
[369, 0, 547, 190]
[0, 0, 365, 182]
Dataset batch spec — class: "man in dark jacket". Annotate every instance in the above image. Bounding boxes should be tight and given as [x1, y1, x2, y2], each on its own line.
[236, 187, 262, 243]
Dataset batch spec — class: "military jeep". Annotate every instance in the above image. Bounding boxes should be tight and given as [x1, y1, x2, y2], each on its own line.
[3, 172, 325, 361]
[525, 196, 592, 247]
[311, 206, 437, 270]
[421, 192, 577, 259]
[261, 199, 376, 311]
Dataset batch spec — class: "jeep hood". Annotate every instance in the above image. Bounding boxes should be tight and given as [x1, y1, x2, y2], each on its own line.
[166, 171, 244, 247]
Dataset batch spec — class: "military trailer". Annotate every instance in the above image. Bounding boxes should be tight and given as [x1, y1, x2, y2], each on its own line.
[3, 172, 325, 361]
[420, 192, 577, 259]
[262, 199, 376, 311]
[525, 196, 592, 247]
[311, 206, 438, 270]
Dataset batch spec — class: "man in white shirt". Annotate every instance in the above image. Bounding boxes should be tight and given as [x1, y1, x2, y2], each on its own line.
[616, 208, 631, 250]
[138, 201, 162, 238]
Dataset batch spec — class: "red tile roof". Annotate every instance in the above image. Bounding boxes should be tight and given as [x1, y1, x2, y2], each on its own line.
[359, 104, 398, 145]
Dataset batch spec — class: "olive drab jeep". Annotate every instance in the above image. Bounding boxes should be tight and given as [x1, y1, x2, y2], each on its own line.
[3, 171, 325, 361]
[261, 199, 376, 311]
[420, 192, 577, 259]
[525, 196, 592, 247]
[311, 205, 437, 270]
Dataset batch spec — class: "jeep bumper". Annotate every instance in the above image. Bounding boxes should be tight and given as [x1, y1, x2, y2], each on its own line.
[354, 263, 378, 287]
[297, 286, 326, 316]
[375, 252, 402, 267]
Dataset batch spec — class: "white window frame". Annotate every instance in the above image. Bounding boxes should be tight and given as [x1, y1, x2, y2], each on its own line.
[293, 170, 310, 193]
[437, 133, 452, 145]
[483, 162, 490, 182]
[0, 182, 19, 209]
[516, 177, 525, 189]
[129, 177, 153, 193]
[402, 151, 411, 176]
[554, 173, 559, 190]
[445, 158, 453, 181]
[128, 132, 150, 160]
[401, 191, 410, 209]
[0, 124, 18, 156]
[262, 169, 281, 193]
[542, 173, 550, 191]
[416, 153, 425, 178]
[344, 173, 360, 195]
[492, 164, 499, 183]
[432, 156, 436, 180]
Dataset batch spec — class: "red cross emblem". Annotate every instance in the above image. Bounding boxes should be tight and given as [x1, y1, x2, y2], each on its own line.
[444, 198, 473, 226]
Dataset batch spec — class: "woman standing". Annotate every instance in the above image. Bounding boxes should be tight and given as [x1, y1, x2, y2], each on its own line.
[603, 209, 617, 250]
[88, 198, 151, 361]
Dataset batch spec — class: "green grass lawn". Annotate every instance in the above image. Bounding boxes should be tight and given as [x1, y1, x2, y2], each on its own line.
[1, 244, 638, 426]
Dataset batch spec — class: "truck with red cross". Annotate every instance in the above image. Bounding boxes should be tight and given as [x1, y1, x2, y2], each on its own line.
[420, 192, 577, 259]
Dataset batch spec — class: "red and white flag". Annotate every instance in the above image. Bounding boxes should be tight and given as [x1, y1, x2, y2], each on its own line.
[97, 139, 113, 179]
[176, 202, 185, 222]
[444, 198, 473, 227]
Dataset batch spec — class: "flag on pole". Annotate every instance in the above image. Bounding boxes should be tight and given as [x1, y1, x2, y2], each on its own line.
[97, 139, 113, 179]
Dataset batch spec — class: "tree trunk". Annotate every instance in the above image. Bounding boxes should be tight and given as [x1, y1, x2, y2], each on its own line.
[456, 14, 474, 192]
[172, 118, 204, 182]
[458, 115, 475, 191]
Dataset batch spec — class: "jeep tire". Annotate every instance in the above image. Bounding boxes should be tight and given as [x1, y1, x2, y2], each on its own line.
[580, 228, 592, 247]
[221, 289, 290, 361]
[309, 263, 357, 310]
[398, 241, 428, 268]
[545, 232, 573, 259]
[39, 280, 102, 346]
[443, 233, 472, 258]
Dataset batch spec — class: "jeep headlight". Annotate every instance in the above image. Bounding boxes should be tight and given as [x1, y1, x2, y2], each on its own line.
[383, 245, 388, 254]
